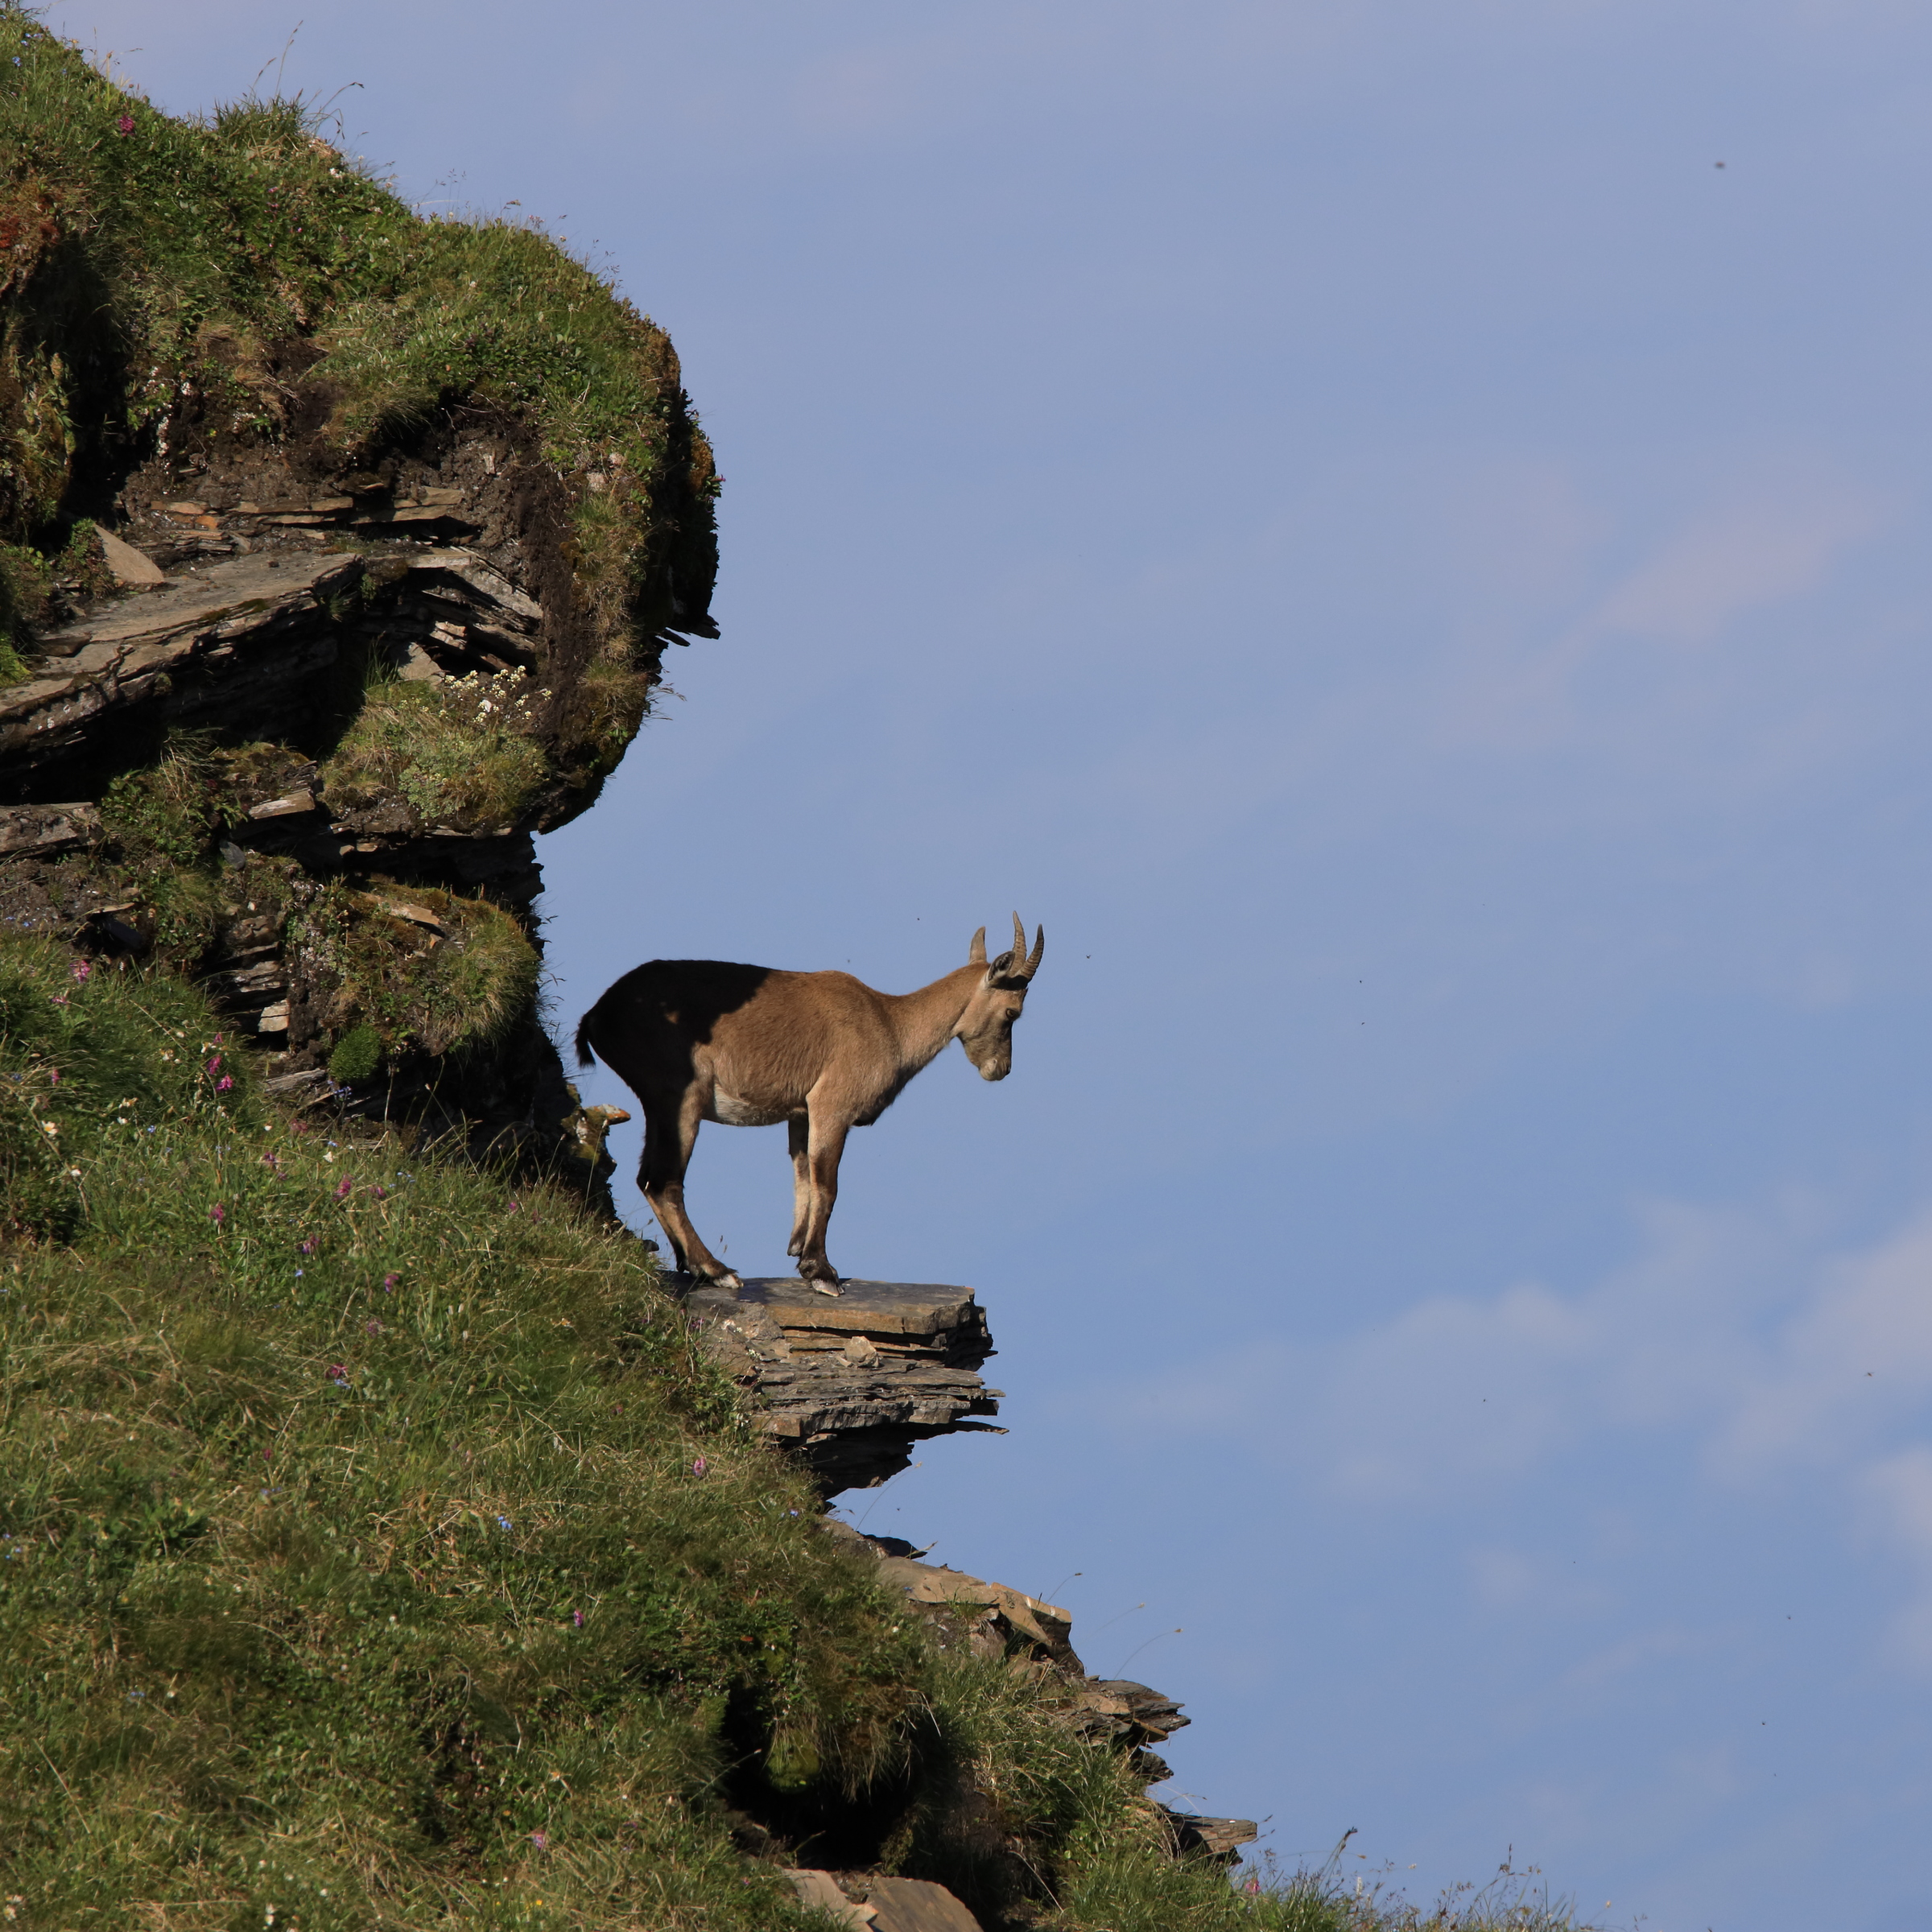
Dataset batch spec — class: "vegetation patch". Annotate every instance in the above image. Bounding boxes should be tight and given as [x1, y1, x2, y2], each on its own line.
[291, 883, 540, 1063]
[323, 669, 552, 832]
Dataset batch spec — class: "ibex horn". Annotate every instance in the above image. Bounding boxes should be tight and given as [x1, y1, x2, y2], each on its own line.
[1024, 921, 1045, 979]
[1010, 911, 1026, 961]
[969, 926, 987, 964]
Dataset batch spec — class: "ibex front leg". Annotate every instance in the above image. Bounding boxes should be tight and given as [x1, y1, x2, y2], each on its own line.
[786, 1113, 811, 1259]
[795, 1107, 849, 1292]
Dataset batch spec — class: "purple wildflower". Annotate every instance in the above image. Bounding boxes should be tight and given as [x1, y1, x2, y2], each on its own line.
[71, 958, 90, 983]
[382, 1273, 398, 1292]
[572, 1609, 584, 1628]
[299, 1240, 314, 1255]
[205, 1055, 221, 1076]
[217, 1075, 233, 1092]
[327, 1364, 349, 1385]
[691, 1456, 708, 1477]
[333, 1178, 352, 1201]
[365, 1319, 383, 1335]
[528, 1831, 547, 1850]
[114, 114, 133, 136]
[209, 1203, 225, 1225]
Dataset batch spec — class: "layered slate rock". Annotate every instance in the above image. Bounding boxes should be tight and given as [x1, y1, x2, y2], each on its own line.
[821, 1520, 1259, 1871]
[684, 1277, 1003, 1492]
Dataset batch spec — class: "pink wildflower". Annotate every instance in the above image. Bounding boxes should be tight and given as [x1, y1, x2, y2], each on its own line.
[114, 114, 133, 135]
[326, 1364, 349, 1385]
[382, 1273, 398, 1291]
[209, 1203, 225, 1225]
[70, 958, 90, 983]
[365, 1319, 383, 1335]
[528, 1831, 547, 1850]
[205, 1055, 221, 1075]
[572, 1610, 584, 1628]
[691, 1456, 708, 1476]
[217, 1075, 233, 1092]
[333, 1178, 352, 1201]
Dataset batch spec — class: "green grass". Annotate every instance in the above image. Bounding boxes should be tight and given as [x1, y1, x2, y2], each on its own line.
[323, 671, 553, 833]
[0, 938, 1598, 1931]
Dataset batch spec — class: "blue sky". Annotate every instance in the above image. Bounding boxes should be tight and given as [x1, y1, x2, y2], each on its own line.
[49, 3, 1932, 1925]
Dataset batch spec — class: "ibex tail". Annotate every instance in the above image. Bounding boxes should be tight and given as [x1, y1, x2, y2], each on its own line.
[574, 1009, 599, 1069]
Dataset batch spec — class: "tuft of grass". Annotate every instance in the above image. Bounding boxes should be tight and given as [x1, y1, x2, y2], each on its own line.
[323, 668, 552, 832]
[296, 881, 541, 1060]
[327, 1022, 383, 1086]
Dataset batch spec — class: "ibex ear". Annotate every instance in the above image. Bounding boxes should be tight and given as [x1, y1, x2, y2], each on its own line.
[968, 926, 987, 964]
[988, 951, 1018, 982]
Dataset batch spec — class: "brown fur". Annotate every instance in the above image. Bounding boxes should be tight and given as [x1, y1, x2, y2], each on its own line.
[576, 917, 1045, 1290]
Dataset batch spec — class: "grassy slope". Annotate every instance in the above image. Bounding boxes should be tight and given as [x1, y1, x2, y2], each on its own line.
[0, 939, 1405, 1932]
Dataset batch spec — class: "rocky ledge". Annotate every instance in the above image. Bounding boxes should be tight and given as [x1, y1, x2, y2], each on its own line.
[686, 1277, 1005, 1492]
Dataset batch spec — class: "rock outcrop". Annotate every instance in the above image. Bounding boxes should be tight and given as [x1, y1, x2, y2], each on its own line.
[687, 1276, 1005, 1491]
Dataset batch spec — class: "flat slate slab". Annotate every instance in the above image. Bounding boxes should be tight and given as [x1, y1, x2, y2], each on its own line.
[725, 1276, 980, 1337]
[34, 551, 347, 655]
[683, 1276, 1000, 1493]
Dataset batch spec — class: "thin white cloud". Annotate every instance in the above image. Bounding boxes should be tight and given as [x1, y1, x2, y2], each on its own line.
[1127, 1188, 1932, 1666]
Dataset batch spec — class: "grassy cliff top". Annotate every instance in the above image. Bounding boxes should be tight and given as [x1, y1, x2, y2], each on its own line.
[0, 2, 717, 679]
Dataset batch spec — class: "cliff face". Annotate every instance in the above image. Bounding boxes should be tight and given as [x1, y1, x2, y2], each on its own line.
[1, 10, 716, 1165]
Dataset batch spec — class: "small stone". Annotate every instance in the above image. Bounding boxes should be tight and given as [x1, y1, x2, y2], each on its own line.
[865, 1876, 983, 1932]
[97, 529, 165, 587]
[247, 791, 316, 820]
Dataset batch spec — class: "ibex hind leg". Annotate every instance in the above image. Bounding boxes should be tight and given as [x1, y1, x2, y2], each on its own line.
[639, 1104, 742, 1292]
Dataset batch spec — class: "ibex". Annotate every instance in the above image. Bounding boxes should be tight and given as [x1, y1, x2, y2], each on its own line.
[575, 915, 1045, 1294]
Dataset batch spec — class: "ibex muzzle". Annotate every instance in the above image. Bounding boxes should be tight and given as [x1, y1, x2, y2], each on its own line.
[575, 915, 1045, 1293]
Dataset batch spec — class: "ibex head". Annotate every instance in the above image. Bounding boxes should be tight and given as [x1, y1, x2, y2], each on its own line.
[956, 911, 1045, 1080]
